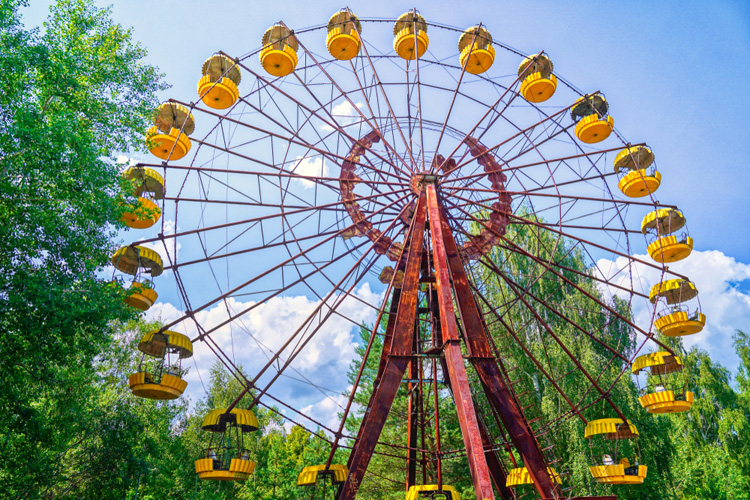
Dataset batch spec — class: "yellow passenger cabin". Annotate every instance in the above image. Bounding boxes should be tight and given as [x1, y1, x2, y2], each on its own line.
[195, 408, 259, 480]
[614, 145, 661, 198]
[121, 166, 164, 230]
[649, 279, 706, 337]
[505, 467, 562, 487]
[632, 352, 694, 414]
[129, 330, 193, 400]
[458, 26, 495, 74]
[198, 54, 241, 109]
[260, 24, 298, 77]
[146, 102, 195, 161]
[393, 11, 429, 60]
[518, 53, 557, 102]
[326, 10, 362, 60]
[585, 418, 647, 484]
[641, 209, 693, 263]
[570, 94, 614, 143]
[405, 484, 461, 500]
[111, 244, 164, 312]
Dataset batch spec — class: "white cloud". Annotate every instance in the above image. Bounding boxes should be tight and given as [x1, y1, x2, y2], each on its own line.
[321, 101, 364, 132]
[144, 283, 383, 427]
[595, 249, 750, 374]
[115, 155, 137, 170]
[290, 156, 329, 189]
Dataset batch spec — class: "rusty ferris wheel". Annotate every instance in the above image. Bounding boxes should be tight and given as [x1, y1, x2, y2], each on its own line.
[112, 8, 706, 500]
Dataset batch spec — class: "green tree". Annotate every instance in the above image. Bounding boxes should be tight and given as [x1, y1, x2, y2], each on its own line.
[0, 0, 164, 497]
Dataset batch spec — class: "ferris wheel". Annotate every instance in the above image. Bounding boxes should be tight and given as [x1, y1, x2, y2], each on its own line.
[111, 8, 706, 500]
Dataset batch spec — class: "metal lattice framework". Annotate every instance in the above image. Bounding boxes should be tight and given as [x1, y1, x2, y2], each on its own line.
[133, 12, 691, 500]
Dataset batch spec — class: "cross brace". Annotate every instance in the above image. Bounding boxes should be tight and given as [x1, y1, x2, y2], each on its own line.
[338, 185, 561, 500]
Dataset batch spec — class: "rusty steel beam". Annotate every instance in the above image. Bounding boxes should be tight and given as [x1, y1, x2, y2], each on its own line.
[426, 184, 495, 500]
[340, 192, 428, 500]
[431, 189, 561, 499]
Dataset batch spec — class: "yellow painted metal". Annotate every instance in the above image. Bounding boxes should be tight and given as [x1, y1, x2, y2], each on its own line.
[146, 126, 191, 161]
[296, 464, 348, 486]
[128, 372, 187, 400]
[571, 95, 608, 121]
[457, 26, 494, 74]
[393, 11, 427, 35]
[505, 467, 561, 486]
[518, 53, 554, 79]
[194, 457, 257, 481]
[260, 44, 298, 77]
[138, 330, 193, 358]
[614, 145, 654, 172]
[154, 102, 195, 136]
[124, 283, 157, 311]
[326, 10, 361, 60]
[647, 236, 693, 263]
[574, 114, 614, 143]
[198, 75, 239, 110]
[326, 28, 360, 60]
[631, 352, 683, 375]
[260, 24, 298, 77]
[394, 29, 429, 60]
[584, 418, 639, 439]
[405, 484, 461, 500]
[640, 208, 686, 235]
[202, 54, 241, 86]
[201, 408, 259, 432]
[520, 72, 558, 102]
[393, 11, 428, 59]
[111, 245, 164, 277]
[199, 55, 241, 109]
[649, 279, 698, 304]
[654, 311, 706, 336]
[459, 43, 495, 74]
[617, 168, 661, 198]
[638, 390, 694, 414]
[121, 196, 161, 229]
[589, 464, 647, 484]
[123, 167, 164, 199]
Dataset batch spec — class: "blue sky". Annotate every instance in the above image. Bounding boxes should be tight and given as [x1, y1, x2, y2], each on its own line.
[21, 1, 750, 425]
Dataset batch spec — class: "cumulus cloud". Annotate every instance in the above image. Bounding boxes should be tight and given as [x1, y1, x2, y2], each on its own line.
[595, 249, 750, 373]
[144, 283, 383, 426]
[321, 101, 364, 132]
[290, 156, 329, 189]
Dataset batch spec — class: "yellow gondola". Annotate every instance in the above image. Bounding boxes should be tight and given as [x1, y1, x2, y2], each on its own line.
[111, 245, 164, 277]
[405, 484, 460, 500]
[128, 330, 193, 400]
[393, 11, 429, 60]
[518, 53, 557, 102]
[649, 279, 706, 336]
[195, 409, 259, 480]
[260, 24, 298, 77]
[505, 467, 562, 487]
[585, 418, 647, 484]
[632, 352, 694, 413]
[326, 10, 361, 60]
[121, 166, 164, 229]
[458, 26, 495, 74]
[146, 102, 195, 161]
[111, 244, 164, 312]
[614, 145, 661, 198]
[198, 54, 241, 109]
[124, 280, 157, 311]
[641, 209, 693, 263]
[570, 94, 614, 143]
